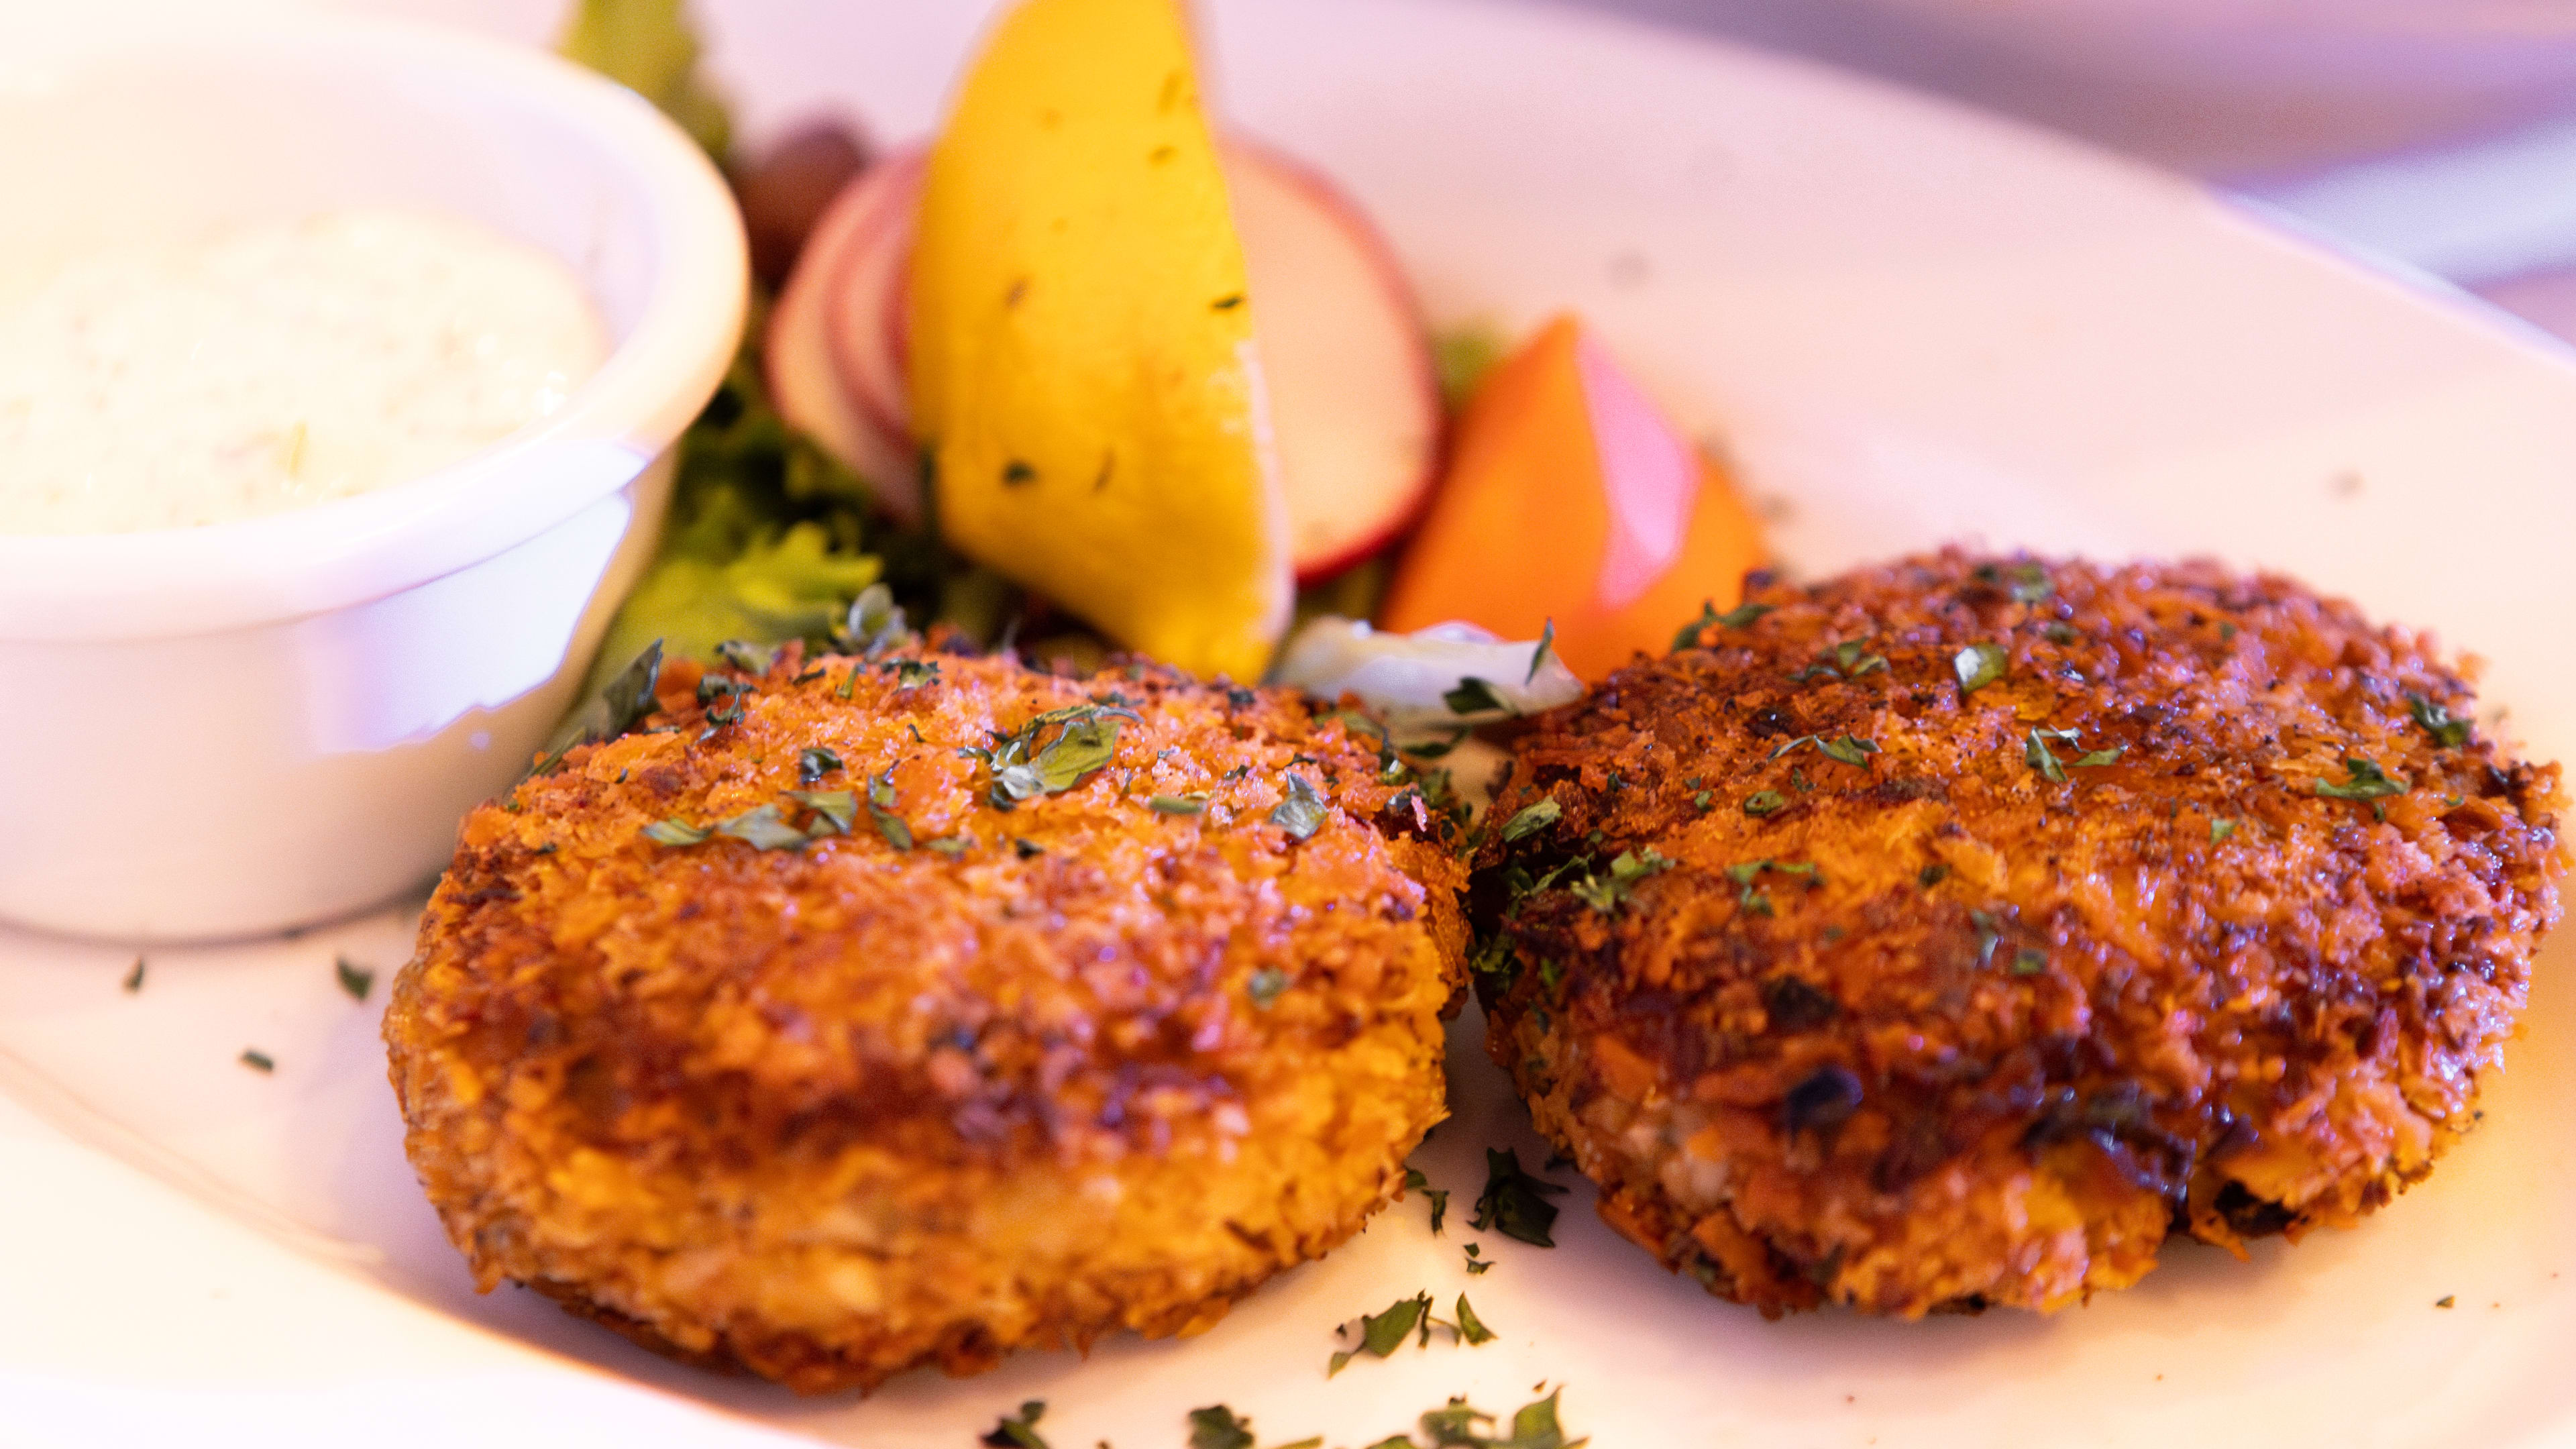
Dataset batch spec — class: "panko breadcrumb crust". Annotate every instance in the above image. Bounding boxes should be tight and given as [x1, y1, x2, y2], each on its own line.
[1473, 551, 2565, 1318]
[385, 644, 1465, 1394]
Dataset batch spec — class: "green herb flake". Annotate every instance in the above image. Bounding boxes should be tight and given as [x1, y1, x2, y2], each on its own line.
[1501, 799, 1562, 842]
[1527, 619, 1558, 684]
[2212, 818, 2237, 843]
[787, 788, 859, 837]
[1919, 863, 1949, 888]
[239, 1049, 275, 1074]
[1569, 848, 1674, 914]
[1402, 1165, 1451, 1233]
[861, 771, 914, 850]
[923, 834, 973, 857]
[1464, 1242, 1492, 1274]
[1673, 599, 1772, 651]
[2317, 757, 2409, 801]
[2072, 747, 2125, 768]
[977, 1399, 1050, 1449]
[2408, 694, 2471, 749]
[122, 957, 145, 994]
[641, 817, 712, 847]
[881, 658, 941, 688]
[1444, 677, 1510, 716]
[1270, 773, 1328, 841]
[534, 639, 665, 773]
[1977, 560, 2052, 604]
[1248, 966, 1290, 1009]
[1818, 735, 1879, 767]
[1743, 790, 1787, 817]
[1187, 1405, 1256, 1449]
[712, 639, 772, 676]
[1472, 1148, 1566, 1248]
[1954, 642, 2008, 694]
[1768, 734, 1817, 761]
[334, 957, 375, 1003]
[1148, 793, 1208, 815]
[2010, 948, 2047, 976]
[1330, 1293, 1433, 1377]
[1454, 1293, 1497, 1346]
[2024, 727, 2078, 783]
[797, 745, 843, 785]
[714, 803, 808, 851]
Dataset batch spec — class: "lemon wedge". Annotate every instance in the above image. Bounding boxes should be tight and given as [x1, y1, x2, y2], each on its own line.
[909, 0, 1289, 681]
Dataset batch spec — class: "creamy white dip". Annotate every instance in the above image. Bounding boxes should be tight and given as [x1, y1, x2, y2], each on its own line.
[0, 208, 606, 534]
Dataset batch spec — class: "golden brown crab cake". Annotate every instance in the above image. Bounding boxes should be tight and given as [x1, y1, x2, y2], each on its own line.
[1473, 550, 2564, 1317]
[385, 645, 1465, 1394]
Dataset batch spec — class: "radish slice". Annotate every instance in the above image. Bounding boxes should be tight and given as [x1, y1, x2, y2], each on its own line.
[1226, 140, 1442, 581]
[765, 152, 922, 512]
[771, 138, 1438, 578]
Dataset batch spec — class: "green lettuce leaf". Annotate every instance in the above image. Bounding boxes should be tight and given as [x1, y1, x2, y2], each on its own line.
[557, 0, 733, 160]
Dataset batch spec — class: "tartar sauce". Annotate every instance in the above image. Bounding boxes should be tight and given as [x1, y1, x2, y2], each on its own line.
[0, 208, 607, 534]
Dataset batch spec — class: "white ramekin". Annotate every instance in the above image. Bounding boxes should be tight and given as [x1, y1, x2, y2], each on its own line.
[0, 9, 747, 941]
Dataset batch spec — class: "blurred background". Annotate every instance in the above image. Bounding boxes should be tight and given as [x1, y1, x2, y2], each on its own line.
[1566, 0, 2576, 340]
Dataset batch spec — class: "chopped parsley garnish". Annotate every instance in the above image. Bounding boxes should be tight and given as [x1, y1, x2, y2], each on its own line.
[1672, 599, 1772, 651]
[239, 1049, 275, 1074]
[787, 788, 858, 837]
[1500, 799, 1561, 842]
[1248, 966, 1290, 1008]
[1568, 849, 1673, 914]
[2024, 727, 2080, 782]
[1769, 734, 1817, 761]
[1918, 863, 1949, 888]
[1188, 1405, 1257, 1449]
[534, 639, 664, 773]
[973, 703, 1137, 808]
[1444, 677, 1509, 715]
[715, 802, 808, 851]
[122, 957, 144, 994]
[2010, 948, 2047, 976]
[712, 639, 772, 676]
[1453, 1293, 1497, 1346]
[2408, 694, 2471, 749]
[2045, 621, 2081, 645]
[923, 834, 973, 856]
[641, 817, 712, 847]
[1014, 837, 1044, 859]
[1270, 773, 1328, 841]
[1527, 620, 1556, 684]
[1403, 1167, 1450, 1233]
[797, 745, 843, 785]
[1817, 735, 1878, 767]
[864, 772, 912, 849]
[978, 1399, 1050, 1449]
[335, 956, 374, 1002]
[2317, 757, 2408, 800]
[2211, 817, 2237, 843]
[1976, 560, 2051, 603]
[881, 658, 941, 688]
[1953, 642, 2007, 694]
[1725, 858, 1819, 915]
[1472, 1148, 1566, 1247]
[1330, 1293, 1432, 1376]
[1148, 793, 1208, 815]
[1392, 1391, 1587, 1449]
[1464, 1242, 1491, 1274]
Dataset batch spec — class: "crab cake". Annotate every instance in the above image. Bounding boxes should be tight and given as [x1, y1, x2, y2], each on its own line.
[1472, 551, 2565, 1317]
[384, 644, 1465, 1394]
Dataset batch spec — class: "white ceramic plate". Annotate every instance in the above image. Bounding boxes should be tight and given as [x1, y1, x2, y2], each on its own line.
[8, 1, 2576, 1445]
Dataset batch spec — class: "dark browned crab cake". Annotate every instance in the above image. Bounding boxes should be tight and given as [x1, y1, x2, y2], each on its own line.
[385, 645, 1465, 1393]
[1472, 549, 2565, 1316]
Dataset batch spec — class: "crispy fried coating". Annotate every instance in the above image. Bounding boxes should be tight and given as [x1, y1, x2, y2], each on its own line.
[384, 645, 1464, 1393]
[1474, 551, 2565, 1317]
